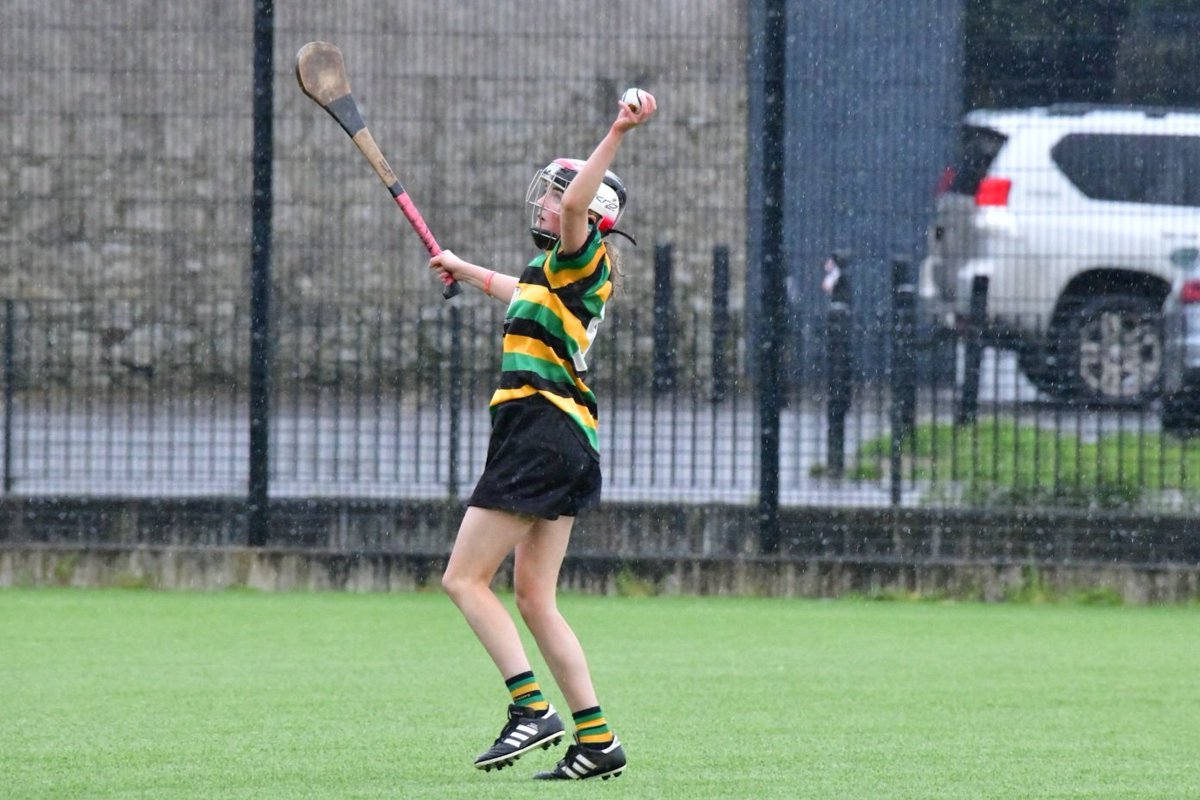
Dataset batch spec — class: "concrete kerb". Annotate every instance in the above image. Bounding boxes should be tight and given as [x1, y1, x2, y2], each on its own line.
[3, 543, 1199, 604]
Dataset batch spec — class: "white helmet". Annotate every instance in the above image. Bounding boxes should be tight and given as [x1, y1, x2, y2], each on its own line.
[526, 157, 627, 249]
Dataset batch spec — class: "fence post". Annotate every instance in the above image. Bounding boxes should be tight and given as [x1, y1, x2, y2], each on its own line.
[247, 0, 275, 547]
[824, 252, 852, 478]
[711, 244, 730, 403]
[890, 256, 916, 505]
[3, 299, 13, 494]
[653, 243, 674, 395]
[755, 0, 788, 555]
[956, 276, 988, 425]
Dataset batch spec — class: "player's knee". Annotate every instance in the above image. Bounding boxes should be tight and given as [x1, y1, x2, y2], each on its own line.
[440, 568, 472, 604]
[514, 587, 556, 628]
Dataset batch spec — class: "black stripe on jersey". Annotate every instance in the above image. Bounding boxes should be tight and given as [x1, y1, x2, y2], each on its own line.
[499, 370, 598, 416]
[519, 264, 551, 288]
[553, 267, 607, 330]
[505, 317, 576, 365]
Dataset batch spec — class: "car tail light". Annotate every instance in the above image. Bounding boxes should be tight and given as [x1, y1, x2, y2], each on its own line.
[974, 177, 1011, 207]
[1180, 280, 1200, 305]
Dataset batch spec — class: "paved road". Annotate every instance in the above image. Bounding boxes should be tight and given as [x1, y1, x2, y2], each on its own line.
[1, 346, 1171, 509]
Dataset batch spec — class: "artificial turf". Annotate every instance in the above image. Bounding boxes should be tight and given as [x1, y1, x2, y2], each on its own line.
[2, 588, 1197, 799]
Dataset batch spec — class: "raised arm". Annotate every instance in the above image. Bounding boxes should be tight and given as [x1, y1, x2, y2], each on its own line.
[558, 91, 657, 254]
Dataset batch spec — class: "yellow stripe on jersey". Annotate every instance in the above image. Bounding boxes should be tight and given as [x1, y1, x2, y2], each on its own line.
[490, 385, 539, 405]
[545, 240, 607, 288]
[503, 334, 561, 363]
[501, 335, 590, 390]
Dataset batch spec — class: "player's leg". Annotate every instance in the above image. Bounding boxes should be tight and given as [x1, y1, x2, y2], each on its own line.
[514, 518, 626, 781]
[512, 515, 598, 710]
[442, 505, 566, 770]
[442, 506, 535, 676]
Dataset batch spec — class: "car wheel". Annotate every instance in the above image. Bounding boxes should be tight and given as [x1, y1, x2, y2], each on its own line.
[1053, 294, 1163, 405]
[1016, 344, 1067, 397]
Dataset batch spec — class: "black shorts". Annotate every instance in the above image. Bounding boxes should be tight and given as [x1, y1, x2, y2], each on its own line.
[469, 397, 602, 520]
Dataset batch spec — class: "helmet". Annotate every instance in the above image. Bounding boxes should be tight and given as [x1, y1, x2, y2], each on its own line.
[526, 157, 627, 250]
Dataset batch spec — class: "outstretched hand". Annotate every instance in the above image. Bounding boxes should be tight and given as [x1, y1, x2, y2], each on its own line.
[613, 91, 657, 133]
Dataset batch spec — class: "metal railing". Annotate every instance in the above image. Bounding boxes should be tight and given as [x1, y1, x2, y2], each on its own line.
[2, 288, 1199, 516]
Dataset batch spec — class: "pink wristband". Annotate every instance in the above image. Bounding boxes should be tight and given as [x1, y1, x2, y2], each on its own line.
[483, 270, 495, 295]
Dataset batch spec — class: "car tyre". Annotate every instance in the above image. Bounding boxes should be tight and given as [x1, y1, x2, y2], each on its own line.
[1050, 294, 1163, 406]
[1016, 343, 1068, 398]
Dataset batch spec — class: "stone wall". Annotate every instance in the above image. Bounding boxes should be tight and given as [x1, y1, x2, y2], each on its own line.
[5, 544, 1198, 604]
[1, 2, 749, 385]
[2, 497, 1198, 603]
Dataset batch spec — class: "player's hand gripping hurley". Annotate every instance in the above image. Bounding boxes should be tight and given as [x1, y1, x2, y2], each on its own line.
[296, 41, 460, 299]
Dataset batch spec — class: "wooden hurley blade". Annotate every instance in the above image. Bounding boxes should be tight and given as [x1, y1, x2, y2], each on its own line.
[296, 41, 366, 137]
[295, 41, 352, 108]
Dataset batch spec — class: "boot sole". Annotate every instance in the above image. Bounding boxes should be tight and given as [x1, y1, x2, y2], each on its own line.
[475, 731, 565, 771]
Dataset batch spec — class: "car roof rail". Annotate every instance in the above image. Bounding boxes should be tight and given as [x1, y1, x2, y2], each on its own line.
[1045, 103, 1102, 116]
[1046, 102, 1200, 119]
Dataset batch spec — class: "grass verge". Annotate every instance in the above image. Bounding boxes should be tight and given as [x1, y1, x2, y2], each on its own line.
[848, 420, 1200, 508]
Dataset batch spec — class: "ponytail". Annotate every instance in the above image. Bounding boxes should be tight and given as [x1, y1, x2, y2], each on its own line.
[605, 241, 625, 299]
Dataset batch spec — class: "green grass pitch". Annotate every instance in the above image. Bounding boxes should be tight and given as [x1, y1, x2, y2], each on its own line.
[2, 588, 1198, 799]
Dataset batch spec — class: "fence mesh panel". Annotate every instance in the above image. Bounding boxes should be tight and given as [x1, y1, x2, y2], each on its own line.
[3, 1, 1200, 524]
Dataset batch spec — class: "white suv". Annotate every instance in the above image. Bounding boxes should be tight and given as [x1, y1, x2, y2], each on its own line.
[919, 104, 1200, 404]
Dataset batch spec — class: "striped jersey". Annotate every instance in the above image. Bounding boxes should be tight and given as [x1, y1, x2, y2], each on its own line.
[491, 225, 613, 453]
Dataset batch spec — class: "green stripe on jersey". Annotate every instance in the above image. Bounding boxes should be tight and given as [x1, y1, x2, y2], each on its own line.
[500, 352, 576, 388]
[507, 299, 575, 349]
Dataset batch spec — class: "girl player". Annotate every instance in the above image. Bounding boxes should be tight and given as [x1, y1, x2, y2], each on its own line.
[429, 88, 656, 780]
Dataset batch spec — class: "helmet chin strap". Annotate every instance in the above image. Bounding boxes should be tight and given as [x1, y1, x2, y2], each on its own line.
[531, 227, 637, 250]
[605, 228, 638, 247]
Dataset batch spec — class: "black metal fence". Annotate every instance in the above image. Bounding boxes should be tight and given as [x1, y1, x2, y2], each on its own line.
[3, 283, 1199, 515]
[5, 1, 1200, 547]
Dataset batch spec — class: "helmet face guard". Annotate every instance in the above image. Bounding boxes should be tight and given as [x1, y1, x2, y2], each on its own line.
[527, 158, 626, 249]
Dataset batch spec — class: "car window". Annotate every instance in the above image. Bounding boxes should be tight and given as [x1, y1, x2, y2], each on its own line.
[949, 125, 1007, 194]
[1051, 133, 1200, 207]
